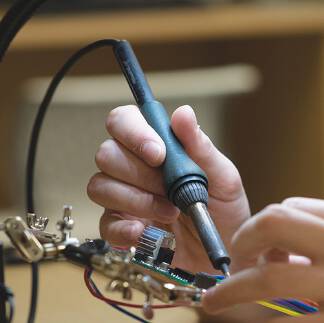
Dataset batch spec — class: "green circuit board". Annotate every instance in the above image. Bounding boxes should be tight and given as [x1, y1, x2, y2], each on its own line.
[131, 258, 192, 286]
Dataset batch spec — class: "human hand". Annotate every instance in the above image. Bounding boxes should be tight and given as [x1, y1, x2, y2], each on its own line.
[202, 197, 324, 322]
[87, 104, 250, 273]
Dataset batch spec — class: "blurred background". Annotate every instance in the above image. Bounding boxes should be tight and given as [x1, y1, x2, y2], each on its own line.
[1, 0, 324, 322]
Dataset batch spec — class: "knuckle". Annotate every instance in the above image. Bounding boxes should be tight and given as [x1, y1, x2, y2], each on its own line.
[95, 140, 115, 170]
[106, 106, 124, 134]
[222, 168, 243, 198]
[87, 173, 102, 201]
[87, 178, 96, 201]
[99, 214, 108, 240]
[282, 197, 302, 208]
[255, 204, 288, 234]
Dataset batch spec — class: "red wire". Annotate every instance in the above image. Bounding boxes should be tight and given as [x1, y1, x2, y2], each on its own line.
[300, 299, 319, 308]
[84, 268, 178, 309]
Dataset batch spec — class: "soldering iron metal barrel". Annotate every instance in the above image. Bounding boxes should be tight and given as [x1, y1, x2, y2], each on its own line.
[187, 202, 230, 270]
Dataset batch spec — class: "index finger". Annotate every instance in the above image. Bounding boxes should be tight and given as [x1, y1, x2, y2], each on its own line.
[106, 105, 166, 167]
[231, 204, 324, 268]
[202, 263, 324, 314]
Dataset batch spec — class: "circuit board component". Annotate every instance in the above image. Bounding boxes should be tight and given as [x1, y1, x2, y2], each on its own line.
[135, 226, 175, 266]
[133, 225, 224, 289]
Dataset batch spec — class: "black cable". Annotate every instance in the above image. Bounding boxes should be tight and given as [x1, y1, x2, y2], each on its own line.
[0, 242, 7, 323]
[26, 38, 119, 213]
[0, 2, 49, 323]
[0, 0, 46, 61]
[6, 286, 14, 323]
[27, 263, 38, 323]
[0, 4, 121, 323]
[24, 39, 119, 323]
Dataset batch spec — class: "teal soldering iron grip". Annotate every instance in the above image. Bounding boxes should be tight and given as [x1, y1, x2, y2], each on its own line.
[140, 100, 208, 203]
[113, 40, 208, 206]
[141, 101, 231, 274]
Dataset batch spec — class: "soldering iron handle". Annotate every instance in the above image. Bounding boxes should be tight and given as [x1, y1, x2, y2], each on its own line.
[113, 40, 208, 204]
[140, 101, 207, 201]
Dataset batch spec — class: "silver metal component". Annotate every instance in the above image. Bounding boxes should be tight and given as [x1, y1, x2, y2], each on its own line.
[122, 281, 132, 300]
[107, 279, 122, 292]
[106, 279, 133, 300]
[126, 246, 136, 263]
[143, 293, 154, 320]
[187, 202, 230, 273]
[56, 205, 74, 241]
[159, 262, 169, 271]
[63, 205, 72, 221]
[38, 206, 79, 259]
[163, 283, 204, 306]
[4, 217, 44, 262]
[26, 213, 49, 231]
[136, 226, 175, 263]
[42, 242, 68, 259]
[146, 256, 154, 266]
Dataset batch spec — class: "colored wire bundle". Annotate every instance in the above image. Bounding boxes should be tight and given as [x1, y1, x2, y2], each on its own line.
[216, 276, 319, 317]
[258, 299, 319, 317]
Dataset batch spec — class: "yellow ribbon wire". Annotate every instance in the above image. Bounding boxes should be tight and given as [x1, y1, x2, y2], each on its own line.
[256, 301, 304, 317]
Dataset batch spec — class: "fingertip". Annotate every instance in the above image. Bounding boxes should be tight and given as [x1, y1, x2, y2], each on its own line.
[99, 213, 145, 246]
[171, 105, 198, 133]
[106, 105, 166, 167]
[124, 220, 145, 243]
[202, 287, 222, 314]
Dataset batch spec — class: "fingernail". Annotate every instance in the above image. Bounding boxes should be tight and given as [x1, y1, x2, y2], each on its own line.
[141, 141, 162, 164]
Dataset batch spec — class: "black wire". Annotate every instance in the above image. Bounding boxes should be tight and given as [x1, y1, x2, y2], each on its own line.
[0, 0, 46, 61]
[24, 39, 119, 323]
[0, 242, 7, 323]
[0, 284, 15, 323]
[0, 5, 121, 323]
[27, 263, 38, 323]
[6, 287, 14, 323]
[26, 38, 119, 212]
[0, 2, 49, 323]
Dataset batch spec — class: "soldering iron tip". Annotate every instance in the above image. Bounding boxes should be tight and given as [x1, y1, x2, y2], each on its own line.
[220, 263, 231, 278]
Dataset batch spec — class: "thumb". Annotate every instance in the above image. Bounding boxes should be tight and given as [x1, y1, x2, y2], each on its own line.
[171, 105, 242, 201]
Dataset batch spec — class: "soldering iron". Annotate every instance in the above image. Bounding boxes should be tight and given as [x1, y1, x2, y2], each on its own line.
[114, 40, 231, 276]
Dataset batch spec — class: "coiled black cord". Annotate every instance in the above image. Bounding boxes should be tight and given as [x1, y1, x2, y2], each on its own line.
[25, 39, 119, 323]
[0, 0, 46, 61]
